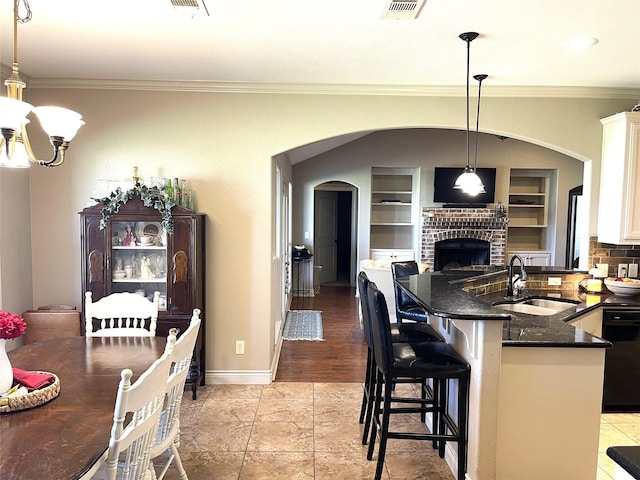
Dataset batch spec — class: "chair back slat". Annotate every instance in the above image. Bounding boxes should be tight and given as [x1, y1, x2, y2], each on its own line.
[85, 291, 160, 337]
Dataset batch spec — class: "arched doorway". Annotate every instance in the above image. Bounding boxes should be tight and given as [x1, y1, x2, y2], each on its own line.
[314, 181, 358, 287]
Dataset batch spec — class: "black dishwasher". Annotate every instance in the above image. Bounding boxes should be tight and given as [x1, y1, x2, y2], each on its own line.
[602, 309, 640, 412]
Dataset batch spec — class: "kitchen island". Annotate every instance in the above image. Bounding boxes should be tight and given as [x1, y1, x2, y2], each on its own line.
[396, 268, 617, 480]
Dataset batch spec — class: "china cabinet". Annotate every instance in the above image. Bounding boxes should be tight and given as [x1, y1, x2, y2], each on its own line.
[80, 195, 205, 396]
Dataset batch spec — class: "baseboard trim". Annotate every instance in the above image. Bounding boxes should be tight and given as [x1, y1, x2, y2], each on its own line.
[205, 370, 273, 385]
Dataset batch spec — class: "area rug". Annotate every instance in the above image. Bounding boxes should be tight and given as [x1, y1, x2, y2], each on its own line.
[283, 310, 324, 341]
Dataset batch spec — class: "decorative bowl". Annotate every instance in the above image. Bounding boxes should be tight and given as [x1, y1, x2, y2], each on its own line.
[604, 278, 640, 296]
[112, 270, 126, 279]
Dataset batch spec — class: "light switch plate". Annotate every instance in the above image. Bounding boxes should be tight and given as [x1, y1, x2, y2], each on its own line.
[629, 263, 639, 278]
[618, 264, 628, 278]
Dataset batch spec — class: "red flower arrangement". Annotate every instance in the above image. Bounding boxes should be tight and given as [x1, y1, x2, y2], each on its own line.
[0, 310, 26, 340]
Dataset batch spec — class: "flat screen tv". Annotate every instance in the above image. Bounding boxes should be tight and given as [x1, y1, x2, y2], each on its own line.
[433, 167, 496, 206]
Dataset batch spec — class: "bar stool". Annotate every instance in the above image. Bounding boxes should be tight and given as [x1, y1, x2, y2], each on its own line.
[357, 271, 443, 445]
[366, 281, 471, 480]
[391, 261, 431, 324]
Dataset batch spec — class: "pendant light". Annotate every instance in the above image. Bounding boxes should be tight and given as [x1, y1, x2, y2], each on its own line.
[454, 32, 485, 195]
[465, 73, 488, 196]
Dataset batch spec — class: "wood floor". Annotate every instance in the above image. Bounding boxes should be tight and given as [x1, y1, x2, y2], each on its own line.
[275, 284, 368, 383]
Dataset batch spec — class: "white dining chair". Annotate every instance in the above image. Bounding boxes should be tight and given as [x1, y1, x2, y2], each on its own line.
[86, 331, 177, 480]
[85, 291, 160, 337]
[150, 308, 202, 480]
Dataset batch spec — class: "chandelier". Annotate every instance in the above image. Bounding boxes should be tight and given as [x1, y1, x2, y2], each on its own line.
[0, 0, 84, 168]
[454, 32, 487, 196]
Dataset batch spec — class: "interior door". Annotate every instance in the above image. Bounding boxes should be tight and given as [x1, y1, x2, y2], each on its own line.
[314, 190, 337, 283]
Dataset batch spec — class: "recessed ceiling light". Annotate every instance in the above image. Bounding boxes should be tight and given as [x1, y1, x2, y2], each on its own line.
[568, 36, 599, 50]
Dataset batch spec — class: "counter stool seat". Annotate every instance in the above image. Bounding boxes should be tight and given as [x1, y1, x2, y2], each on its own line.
[366, 282, 471, 480]
[357, 271, 442, 444]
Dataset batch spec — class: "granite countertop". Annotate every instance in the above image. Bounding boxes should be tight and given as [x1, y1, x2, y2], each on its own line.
[607, 446, 640, 479]
[396, 268, 640, 349]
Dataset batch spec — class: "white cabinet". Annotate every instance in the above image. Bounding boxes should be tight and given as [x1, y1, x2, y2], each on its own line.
[369, 167, 420, 259]
[567, 308, 602, 338]
[370, 249, 416, 262]
[506, 250, 553, 266]
[597, 112, 640, 244]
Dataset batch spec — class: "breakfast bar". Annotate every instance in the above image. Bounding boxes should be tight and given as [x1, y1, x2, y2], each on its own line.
[396, 268, 612, 480]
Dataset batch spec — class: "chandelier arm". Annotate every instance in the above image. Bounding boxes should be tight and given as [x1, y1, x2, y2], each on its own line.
[20, 128, 65, 167]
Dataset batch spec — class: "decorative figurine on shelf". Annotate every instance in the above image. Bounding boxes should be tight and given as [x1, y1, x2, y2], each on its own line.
[140, 256, 154, 279]
[494, 201, 507, 218]
[122, 224, 136, 246]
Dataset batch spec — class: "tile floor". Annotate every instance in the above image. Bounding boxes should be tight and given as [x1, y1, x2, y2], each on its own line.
[162, 382, 456, 480]
[160, 383, 640, 480]
[599, 413, 640, 479]
[158, 382, 640, 480]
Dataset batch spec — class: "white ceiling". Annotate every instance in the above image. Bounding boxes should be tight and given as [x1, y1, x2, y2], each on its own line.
[1, 0, 639, 162]
[1, 0, 639, 89]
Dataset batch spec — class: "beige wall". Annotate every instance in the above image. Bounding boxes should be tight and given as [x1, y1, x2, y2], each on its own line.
[0, 168, 33, 351]
[12, 87, 636, 381]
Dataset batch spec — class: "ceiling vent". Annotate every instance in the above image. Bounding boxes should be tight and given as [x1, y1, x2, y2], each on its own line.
[170, 0, 209, 17]
[382, 0, 426, 20]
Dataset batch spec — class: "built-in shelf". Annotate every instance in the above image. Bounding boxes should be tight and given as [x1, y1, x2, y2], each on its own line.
[369, 167, 420, 259]
[507, 169, 555, 262]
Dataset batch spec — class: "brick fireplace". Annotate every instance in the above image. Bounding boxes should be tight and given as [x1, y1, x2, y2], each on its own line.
[421, 208, 508, 270]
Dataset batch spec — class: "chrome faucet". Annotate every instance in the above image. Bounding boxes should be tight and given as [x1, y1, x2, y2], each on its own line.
[507, 255, 528, 297]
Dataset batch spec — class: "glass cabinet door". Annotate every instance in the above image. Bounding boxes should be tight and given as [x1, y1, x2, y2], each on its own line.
[110, 221, 168, 311]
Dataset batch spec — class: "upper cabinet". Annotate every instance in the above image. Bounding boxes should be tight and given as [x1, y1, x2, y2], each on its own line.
[597, 112, 640, 245]
[506, 168, 556, 264]
[369, 167, 420, 260]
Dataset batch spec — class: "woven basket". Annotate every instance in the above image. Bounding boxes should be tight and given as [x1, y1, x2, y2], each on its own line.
[0, 372, 60, 413]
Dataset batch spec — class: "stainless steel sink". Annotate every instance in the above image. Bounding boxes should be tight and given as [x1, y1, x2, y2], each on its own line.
[494, 303, 560, 316]
[526, 298, 578, 311]
[494, 297, 579, 316]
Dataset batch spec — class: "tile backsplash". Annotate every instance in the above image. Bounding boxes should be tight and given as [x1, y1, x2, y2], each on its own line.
[588, 236, 640, 277]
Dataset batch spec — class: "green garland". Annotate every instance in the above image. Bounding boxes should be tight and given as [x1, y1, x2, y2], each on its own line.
[92, 183, 175, 234]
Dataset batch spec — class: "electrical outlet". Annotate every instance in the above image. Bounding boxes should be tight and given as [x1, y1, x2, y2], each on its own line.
[235, 340, 245, 355]
[630, 264, 639, 278]
[618, 264, 628, 278]
[548, 277, 562, 286]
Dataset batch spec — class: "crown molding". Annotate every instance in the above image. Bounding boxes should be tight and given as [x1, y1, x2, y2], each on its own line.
[19, 77, 640, 99]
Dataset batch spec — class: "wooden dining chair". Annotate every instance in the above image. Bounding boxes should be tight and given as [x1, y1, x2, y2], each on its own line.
[86, 331, 177, 480]
[85, 291, 160, 337]
[150, 308, 202, 480]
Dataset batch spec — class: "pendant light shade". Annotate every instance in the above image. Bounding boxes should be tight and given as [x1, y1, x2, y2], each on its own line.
[454, 32, 486, 196]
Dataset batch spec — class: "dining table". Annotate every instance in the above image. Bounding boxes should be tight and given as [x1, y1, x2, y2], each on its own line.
[0, 335, 166, 480]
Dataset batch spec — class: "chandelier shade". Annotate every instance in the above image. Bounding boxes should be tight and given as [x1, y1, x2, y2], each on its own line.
[0, 97, 33, 131]
[0, 0, 84, 168]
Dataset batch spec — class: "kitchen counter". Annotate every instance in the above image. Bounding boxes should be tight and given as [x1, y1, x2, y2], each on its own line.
[395, 266, 617, 479]
[607, 446, 640, 480]
[395, 268, 640, 348]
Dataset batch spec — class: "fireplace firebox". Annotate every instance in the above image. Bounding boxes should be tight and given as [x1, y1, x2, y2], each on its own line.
[434, 238, 490, 271]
